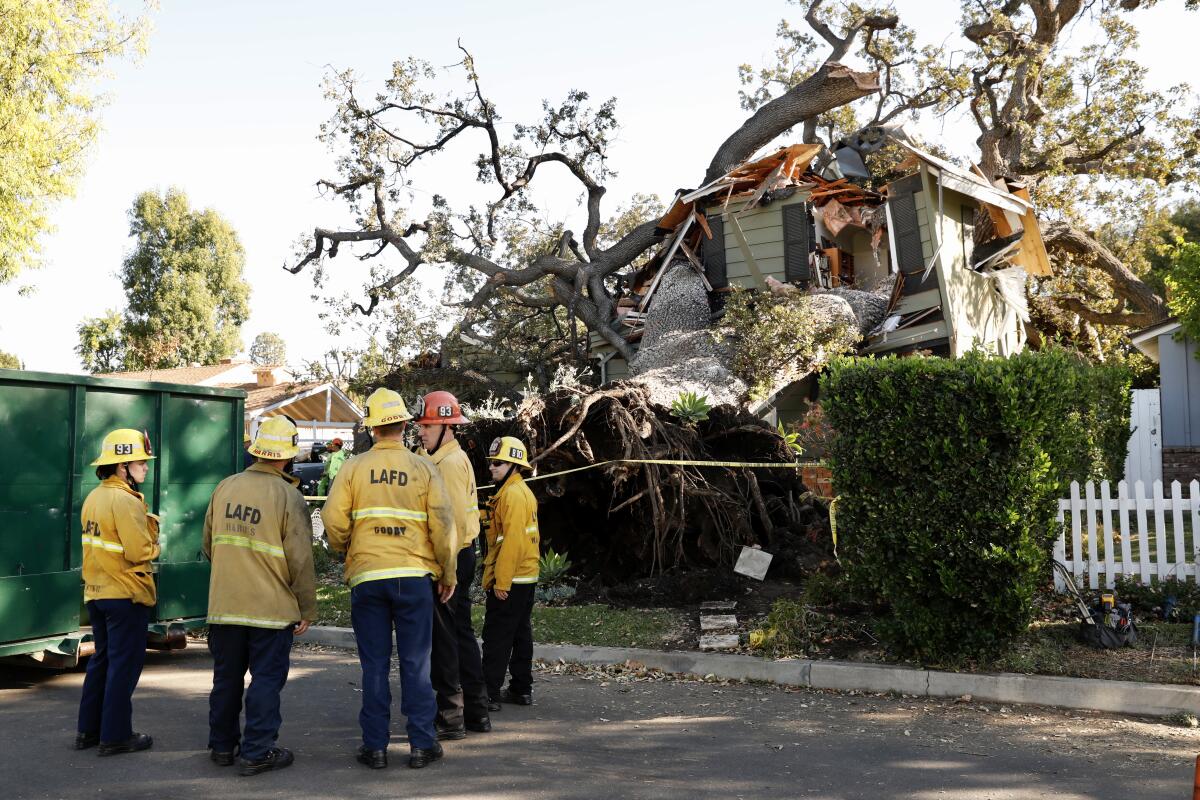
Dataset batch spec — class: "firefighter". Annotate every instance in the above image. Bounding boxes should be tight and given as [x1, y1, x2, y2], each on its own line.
[481, 436, 540, 710]
[415, 391, 490, 740]
[316, 437, 347, 496]
[203, 415, 317, 777]
[76, 429, 160, 756]
[322, 388, 458, 770]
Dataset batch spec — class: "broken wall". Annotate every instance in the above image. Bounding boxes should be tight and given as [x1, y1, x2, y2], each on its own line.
[931, 184, 1027, 356]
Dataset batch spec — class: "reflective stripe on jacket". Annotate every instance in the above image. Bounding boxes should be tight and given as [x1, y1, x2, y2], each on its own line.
[482, 472, 539, 591]
[202, 462, 317, 628]
[426, 439, 481, 551]
[321, 440, 457, 588]
[81, 477, 161, 606]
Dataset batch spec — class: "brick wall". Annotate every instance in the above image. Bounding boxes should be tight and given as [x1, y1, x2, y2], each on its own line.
[1162, 447, 1200, 485]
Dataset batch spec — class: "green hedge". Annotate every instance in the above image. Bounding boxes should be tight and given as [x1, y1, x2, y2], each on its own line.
[822, 350, 1131, 660]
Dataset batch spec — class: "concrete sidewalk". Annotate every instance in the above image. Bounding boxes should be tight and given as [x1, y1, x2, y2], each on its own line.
[2, 645, 1196, 799]
[302, 626, 1200, 718]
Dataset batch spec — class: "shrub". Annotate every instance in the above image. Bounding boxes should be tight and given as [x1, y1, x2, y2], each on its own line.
[822, 350, 1132, 660]
[749, 599, 823, 657]
[719, 289, 860, 400]
[670, 391, 712, 423]
[534, 584, 578, 605]
[538, 548, 573, 586]
[1114, 576, 1200, 621]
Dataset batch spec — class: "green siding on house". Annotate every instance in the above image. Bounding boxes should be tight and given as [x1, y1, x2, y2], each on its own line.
[714, 193, 810, 290]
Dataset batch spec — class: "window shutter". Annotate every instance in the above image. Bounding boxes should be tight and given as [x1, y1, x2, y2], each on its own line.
[782, 203, 811, 283]
[702, 215, 727, 289]
[888, 188, 933, 297]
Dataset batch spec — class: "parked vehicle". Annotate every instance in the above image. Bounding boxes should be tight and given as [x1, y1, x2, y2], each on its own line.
[290, 459, 325, 499]
[0, 368, 244, 665]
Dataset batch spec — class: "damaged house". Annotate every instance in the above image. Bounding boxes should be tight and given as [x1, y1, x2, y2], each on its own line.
[591, 138, 1053, 420]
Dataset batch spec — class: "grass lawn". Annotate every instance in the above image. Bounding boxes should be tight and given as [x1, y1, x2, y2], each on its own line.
[314, 579, 685, 649]
[981, 620, 1197, 685]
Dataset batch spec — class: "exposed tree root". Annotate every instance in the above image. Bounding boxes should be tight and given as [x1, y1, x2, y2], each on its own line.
[460, 382, 833, 585]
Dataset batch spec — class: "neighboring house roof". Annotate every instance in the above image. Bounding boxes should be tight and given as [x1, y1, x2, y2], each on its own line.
[221, 380, 363, 423]
[1130, 317, 1181, 363]
[100, 360, 296, 386]
[101, 362, 245, 385]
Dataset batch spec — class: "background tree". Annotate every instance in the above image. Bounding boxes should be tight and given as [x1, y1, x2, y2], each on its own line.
[744, 1, 1197, 361]
[292, 1, 1197, 380]
[1165, 242, 1200, 347]
[0, 350, 22, 370]
[117, 188, 250, 369]
[249, 331, 287, 365]
[1, 1, 150, 283]
[75, 310, 126, 373]
[289, 43, 881, 364]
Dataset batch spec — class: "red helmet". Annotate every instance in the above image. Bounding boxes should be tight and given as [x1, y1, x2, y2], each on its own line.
[414, 390, 469, 425]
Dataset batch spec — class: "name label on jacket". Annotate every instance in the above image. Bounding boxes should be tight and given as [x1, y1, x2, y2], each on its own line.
[369, 469, 408, 486]
[225, 503, 262, 524]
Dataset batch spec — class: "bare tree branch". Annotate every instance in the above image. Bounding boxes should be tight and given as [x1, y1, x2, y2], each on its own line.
[1054, 296, 1157, 328]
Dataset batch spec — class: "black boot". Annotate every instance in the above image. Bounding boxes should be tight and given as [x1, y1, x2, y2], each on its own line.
[408, 742, 444, 769]
[97, 732, 153, 756]
[355, 745, 387, 769]
[436, 722, 467, 741]
[465, 715, 492, 733]
[239, 746, 294, 776]
[210, 748, 237, 766]
[74, 732, 100, 751]
[500, 688, 533, 705]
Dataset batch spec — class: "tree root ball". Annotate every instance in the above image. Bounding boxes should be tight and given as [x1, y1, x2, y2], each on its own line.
[459, 382, 833, 586]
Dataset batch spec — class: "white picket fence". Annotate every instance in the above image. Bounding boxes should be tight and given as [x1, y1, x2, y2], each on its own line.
[1054, 479, 1200, 592]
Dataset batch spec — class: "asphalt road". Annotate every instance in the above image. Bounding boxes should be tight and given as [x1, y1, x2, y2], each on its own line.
[0, 644, 1195, 799]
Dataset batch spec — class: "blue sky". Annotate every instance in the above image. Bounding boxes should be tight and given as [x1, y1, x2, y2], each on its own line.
[1, 0, 1192, 373]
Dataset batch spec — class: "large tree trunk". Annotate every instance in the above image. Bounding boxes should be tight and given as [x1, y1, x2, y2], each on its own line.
[1042, 221, 1170, 327]
[705, 63, 879, 185]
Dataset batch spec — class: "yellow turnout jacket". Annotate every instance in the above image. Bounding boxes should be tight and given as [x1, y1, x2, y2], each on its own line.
[81, 477, 161, 606]
[322, 440, 457, 588]
[203, 462, 317, 628]
[482, 472, 539, 591]
[425, 439, 481, 552]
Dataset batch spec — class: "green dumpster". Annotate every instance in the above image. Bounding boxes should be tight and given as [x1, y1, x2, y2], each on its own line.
[0, 368, 244, 663]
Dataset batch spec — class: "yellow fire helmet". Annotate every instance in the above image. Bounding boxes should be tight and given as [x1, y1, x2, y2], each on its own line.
[91, 428, 156, 466]
[248, 416, 300, 461]
[362, 387, 412, 428]
[487, 435, 531, 469]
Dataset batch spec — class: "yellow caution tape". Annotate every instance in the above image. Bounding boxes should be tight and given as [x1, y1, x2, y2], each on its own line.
[828, 495, 841, 556]
[305, 457, 826, 500]
[476, 458, 823, 490]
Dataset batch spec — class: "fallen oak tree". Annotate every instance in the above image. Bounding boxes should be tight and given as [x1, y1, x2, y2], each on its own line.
[458, 383, 833, 587]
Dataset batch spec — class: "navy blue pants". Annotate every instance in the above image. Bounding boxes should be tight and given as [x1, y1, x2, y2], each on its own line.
[78, 599, 149, 743]
[351, 577, 437, 751]
[207, 624, 294, 760]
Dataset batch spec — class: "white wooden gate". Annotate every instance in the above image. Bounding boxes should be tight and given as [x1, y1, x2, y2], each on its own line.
[1123, 389, 1162, 486]
[1054, 479, 1200, 591]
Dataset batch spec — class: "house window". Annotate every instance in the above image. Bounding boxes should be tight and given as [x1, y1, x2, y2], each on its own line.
[960, 204, 975, 267]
